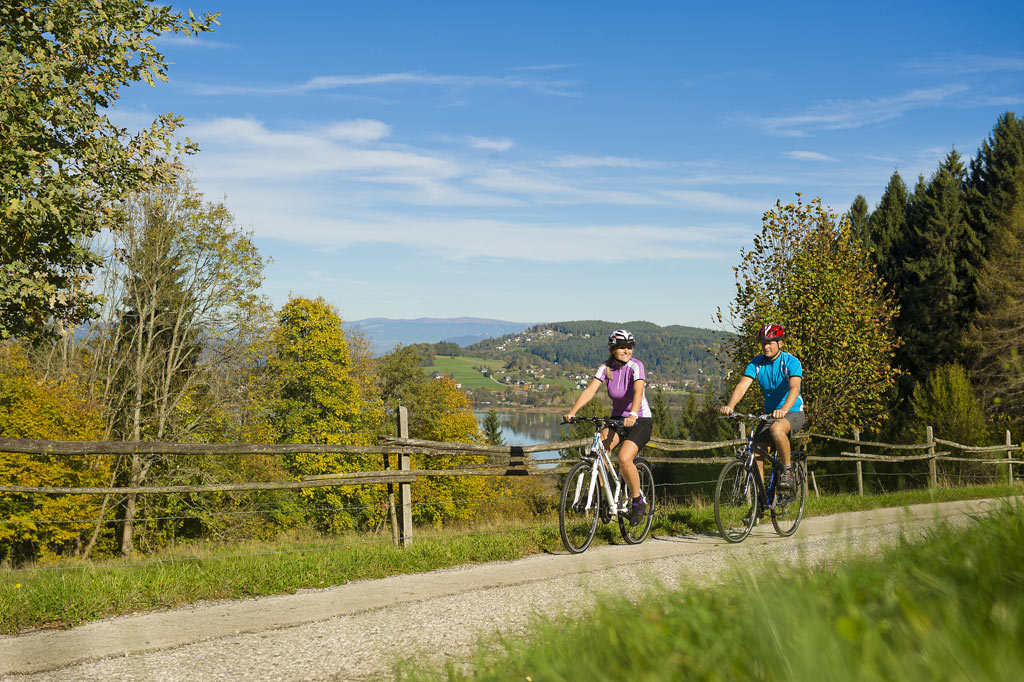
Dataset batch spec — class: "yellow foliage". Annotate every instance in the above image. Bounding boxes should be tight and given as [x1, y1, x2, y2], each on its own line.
[0, 343, 113, 564]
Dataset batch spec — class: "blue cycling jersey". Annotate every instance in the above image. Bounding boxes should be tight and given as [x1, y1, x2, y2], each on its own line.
[744, 351, 803, 413]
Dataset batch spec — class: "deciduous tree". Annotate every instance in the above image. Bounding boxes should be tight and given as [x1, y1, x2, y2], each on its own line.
[0, 343, 112, 564]
[719, 195, 901, 432]
[0, 0, 217, 340]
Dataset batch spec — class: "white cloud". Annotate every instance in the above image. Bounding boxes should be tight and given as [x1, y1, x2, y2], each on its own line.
[245, 208, 740, 263]
[467, 136, 515, 151]
[904, 54, 1024, 75]
[548, 155, 665, 169]
[326, 119, 391, 142]
[661, 190, 769, 213]
[785, 151, 838, 162]
[740, 84, 969, 136]
[191, 71, 580, 97]
[187, 118, 458, 181]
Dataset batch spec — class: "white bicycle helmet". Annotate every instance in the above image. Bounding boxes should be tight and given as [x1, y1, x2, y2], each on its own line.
[607, 329, 635, 347]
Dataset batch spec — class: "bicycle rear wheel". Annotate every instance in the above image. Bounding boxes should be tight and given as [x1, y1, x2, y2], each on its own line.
[771, 462, 806, 536]
[714, 459, 757, 543]
[559, 461, 600, 553]
[618, 458, 655, 544]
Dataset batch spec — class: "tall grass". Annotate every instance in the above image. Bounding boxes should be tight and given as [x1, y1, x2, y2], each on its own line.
[0, 482, 1018, 635]
[400, 500, 1024, 681]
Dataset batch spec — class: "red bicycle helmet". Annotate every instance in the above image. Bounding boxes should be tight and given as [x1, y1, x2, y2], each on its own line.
[757, 323, 785, 342]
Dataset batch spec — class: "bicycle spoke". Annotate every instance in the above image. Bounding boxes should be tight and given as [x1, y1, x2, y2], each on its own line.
[771, 463, 806, 536]
[559, 461, 600, 553]
[714, 459, 757, 543]
[618, 459, 655, 544]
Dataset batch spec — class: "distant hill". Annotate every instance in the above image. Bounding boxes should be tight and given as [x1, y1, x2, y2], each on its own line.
[464, 320, 730, 384]
[345, 317, 538, 355]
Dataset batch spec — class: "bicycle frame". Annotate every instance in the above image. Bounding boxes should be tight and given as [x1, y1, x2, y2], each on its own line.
[574, 431, 624, 516]
[736, 431, 777, 510]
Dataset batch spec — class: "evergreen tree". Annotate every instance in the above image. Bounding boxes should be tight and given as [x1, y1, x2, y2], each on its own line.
[967, 111, 1024, 249]
[968, 157, 1024, 421]
[848, 194, 870, 246]
[649, 386, 677, 439]
[898, 151, 979, 389]
[483, 409, 505, 446]
[867, 171, 909, 294]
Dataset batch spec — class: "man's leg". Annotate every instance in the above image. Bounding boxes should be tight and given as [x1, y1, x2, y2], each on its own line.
[770, 418, 792, 466]
[770, 418, 794, 490]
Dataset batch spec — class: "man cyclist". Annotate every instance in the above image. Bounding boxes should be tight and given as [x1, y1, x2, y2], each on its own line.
[718, 324, 805, 517]
[565, 329, 653, 526]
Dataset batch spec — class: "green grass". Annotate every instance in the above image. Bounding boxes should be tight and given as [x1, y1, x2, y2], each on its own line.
[399, 499, 1024, 682]
[423, 356, 505, 389]
[0, 482, 1019, 635]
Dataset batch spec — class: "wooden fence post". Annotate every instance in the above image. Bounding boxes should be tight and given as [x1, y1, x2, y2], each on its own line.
[397, 406, 413, 548]
[854, 428, 864, 496]
[738, 422, 746, 444]
[1007, 430, 1015, 486]
[927, 425, 937, 489]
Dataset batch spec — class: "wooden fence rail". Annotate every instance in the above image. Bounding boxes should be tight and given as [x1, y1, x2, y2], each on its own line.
[2, 410, 1020, 546]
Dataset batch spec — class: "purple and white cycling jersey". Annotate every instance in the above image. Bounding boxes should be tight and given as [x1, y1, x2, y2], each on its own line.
[594, 358, 651, 418]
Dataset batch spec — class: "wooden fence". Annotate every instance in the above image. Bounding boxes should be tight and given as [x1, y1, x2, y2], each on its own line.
[1, 406, 1020, 547]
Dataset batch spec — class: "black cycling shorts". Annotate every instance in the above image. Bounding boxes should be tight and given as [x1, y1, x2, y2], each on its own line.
[613, 416, 653, 449]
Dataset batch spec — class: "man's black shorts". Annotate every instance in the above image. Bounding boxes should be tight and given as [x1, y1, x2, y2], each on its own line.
[614, 417, 653, 449]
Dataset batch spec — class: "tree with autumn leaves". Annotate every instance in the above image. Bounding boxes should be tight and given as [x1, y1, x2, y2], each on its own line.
[720, 195, 901, 433]
[0, 344, 113, 563]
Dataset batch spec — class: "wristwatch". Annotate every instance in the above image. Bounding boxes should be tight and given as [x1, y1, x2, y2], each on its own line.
[629, 411, 638, 417]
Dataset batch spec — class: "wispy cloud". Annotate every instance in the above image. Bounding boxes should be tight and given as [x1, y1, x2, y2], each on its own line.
[153, 35, 234, 50]
[190, 71, 581, 97]
[740, 84, 969, 136]
[548, 155, 666, 169]
[326, 119, 391, 143]
[467, 136, 515, 151]
[784, 151, 838, 162]
[905, 54, 1024, 75]
[243, 208, 738, 263]
[660, 190, 769, 213]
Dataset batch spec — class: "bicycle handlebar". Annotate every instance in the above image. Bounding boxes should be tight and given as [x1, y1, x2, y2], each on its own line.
[720, 412, 774, 421]
[563, 416, 625, 427]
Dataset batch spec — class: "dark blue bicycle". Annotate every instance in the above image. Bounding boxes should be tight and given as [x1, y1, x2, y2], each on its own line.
[714, 412, 807, 543]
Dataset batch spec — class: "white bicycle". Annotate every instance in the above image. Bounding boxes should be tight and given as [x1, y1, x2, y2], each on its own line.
[558, 416, 655, 554]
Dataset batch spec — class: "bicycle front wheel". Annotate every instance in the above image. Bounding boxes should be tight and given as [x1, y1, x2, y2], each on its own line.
[771, 462, 806, 537]
[714, 459, 757, 543]
[559, 461, 600, 553]
[618, 458, 655, 544]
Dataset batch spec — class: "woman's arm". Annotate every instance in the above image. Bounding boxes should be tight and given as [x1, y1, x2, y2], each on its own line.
[625, 379, 645, 427]
[565, 377, 603, 421]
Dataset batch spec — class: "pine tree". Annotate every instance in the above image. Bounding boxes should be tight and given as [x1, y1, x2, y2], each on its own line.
[967, 111, 1024, 248]
[899, 152, 980, 382]
[867, 171, 909, 294]
[848, 194, 870, 246]
[483, 409, 505, 446]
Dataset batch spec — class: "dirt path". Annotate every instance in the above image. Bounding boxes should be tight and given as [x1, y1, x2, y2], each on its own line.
[0, 497, 1006, 681]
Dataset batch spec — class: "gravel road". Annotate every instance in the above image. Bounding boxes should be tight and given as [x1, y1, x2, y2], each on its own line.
[0, 498, 1005, 682]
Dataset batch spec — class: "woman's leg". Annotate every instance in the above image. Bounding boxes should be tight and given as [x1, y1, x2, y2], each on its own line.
[617, 440, 641, 498]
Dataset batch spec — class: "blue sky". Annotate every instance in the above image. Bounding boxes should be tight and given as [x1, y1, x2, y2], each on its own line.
[114, 0, 1024, 329]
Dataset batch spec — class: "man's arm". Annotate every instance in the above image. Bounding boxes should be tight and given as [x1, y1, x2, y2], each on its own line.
[719, 375, 754, 415]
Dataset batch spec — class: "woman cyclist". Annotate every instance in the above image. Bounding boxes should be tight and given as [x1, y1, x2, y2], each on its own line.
[564, 329, 653, 526]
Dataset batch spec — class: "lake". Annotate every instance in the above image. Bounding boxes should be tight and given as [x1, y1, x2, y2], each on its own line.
[473, 409, 568, 449]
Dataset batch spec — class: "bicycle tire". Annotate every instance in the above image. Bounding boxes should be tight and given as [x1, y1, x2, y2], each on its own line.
[714, 459, 757, 543]
[618, 458, 655, 544]
[771, 462, 806, 537]
[559, 460, 600, 553]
